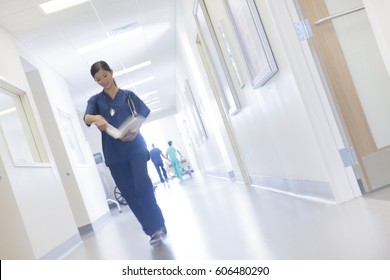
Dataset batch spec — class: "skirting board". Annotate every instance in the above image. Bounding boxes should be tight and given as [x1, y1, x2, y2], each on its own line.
[204, 170, 335, 203]
[250, 174, 335, 203]
[39, 234, 82, 260]
[205, 170, 236, 181]
[78, 210, 113, 236]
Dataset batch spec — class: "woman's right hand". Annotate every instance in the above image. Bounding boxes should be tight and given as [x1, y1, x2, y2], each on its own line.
[93, 115, 108, 131]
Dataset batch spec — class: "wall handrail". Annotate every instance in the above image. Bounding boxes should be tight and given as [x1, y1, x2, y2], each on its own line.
[315, 6, 365, 25]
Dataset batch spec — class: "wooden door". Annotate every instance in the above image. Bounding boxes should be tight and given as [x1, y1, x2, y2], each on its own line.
[297, 0, 390, 192]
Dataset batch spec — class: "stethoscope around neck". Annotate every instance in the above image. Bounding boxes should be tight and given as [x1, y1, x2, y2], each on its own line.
[102, 91, 138, 117]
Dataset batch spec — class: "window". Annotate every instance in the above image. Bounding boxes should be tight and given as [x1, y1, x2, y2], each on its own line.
[0, 82, 47, 164]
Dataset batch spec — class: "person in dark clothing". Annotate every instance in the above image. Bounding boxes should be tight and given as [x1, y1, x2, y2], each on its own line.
[84, 60, 166, 245]
[150, 144, 169, 184]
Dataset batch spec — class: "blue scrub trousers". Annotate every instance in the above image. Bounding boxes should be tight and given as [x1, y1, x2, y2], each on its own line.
[154, 162, 168, 183]
[171, 159, 183, 180]
[108, 149, 165, 236]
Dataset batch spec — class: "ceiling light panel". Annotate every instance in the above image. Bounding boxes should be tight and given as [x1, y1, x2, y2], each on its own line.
[113, 61, 151, 77]
[40, 0, 90, 14]
[122, 76, 155, 89]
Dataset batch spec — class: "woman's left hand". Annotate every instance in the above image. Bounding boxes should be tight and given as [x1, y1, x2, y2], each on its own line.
[120, 128, 139, 142]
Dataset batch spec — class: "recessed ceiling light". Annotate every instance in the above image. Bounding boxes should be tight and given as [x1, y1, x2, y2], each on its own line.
[122, 76, 155, 89]
[140, 90, 158, 97]
[145, 99, 160, 106]
[140, 91, 158, 102]
[40, 0, 90, 14]
[150, 107, 161, 112]
[113, 61, 151, 77]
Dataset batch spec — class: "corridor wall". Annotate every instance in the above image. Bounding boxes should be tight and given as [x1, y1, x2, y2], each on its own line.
[364, 0, 390, 79]
[175, 0, 362, 203]
[0, 25, 109, 259]
[0, 27, 80, 259]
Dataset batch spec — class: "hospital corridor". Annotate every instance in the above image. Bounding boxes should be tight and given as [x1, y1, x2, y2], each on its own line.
[1, 0, 390, 261]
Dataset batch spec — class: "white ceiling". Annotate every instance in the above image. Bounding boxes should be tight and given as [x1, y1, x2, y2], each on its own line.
[0, 0, 177, 117]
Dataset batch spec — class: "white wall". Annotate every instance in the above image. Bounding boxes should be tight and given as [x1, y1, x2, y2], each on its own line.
[364, 0, 390, 81]
[21, 63, 109, 229]
[0, 27, 80, 259]
[175, 0, 360, 203]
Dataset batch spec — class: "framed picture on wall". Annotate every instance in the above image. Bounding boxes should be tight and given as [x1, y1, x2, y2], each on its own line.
[219, 20, 245, 88]
[193, 0, 241, 116]
[183, 80, 207, 146]
[223, 0, 278, 88]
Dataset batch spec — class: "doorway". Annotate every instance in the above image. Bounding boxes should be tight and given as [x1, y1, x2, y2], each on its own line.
[293, 0, 390, 192]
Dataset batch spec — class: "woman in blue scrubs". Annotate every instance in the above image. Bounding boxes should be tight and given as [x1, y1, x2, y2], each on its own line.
[84, 61, 166, 245]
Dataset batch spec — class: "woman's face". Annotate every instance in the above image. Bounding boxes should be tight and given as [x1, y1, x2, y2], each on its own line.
[94, 69, 114, 89]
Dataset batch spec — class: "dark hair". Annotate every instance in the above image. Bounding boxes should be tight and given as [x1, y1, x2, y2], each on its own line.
[90, 61, 112, 78]
[168, 141, 172, 146]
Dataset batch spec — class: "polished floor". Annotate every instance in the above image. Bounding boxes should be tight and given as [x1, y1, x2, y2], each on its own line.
[62, 174, 390, 260]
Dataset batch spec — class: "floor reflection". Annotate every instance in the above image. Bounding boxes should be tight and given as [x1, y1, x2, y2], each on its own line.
[151, 242, 176, 260]
[63, 175, 390, 259]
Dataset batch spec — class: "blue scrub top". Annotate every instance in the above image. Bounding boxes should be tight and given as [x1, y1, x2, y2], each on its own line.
[84, 89, 150, 166]
[150, 147, 163, 165]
